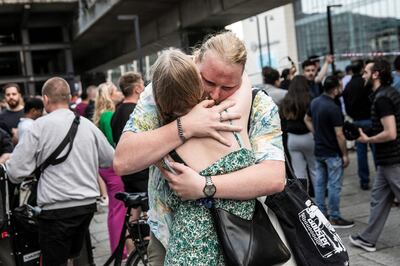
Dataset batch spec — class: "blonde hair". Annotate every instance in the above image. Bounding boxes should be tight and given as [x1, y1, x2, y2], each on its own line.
[42, 77, 71, 104]
[152, 49, 204, 124]
[194, 31, 247, 67]
[93, 82, 116, 126]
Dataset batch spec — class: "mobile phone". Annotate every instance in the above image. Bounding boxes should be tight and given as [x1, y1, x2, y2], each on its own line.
[287, 56, 295, 67]
[163, 158, 177, 175]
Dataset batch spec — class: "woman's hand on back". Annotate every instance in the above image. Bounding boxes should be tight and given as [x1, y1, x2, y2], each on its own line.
[181, 99, 242, 147]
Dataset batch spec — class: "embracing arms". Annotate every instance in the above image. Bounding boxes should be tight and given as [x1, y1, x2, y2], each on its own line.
[161, 160, 285, 200]
[114, 99, 242, 176]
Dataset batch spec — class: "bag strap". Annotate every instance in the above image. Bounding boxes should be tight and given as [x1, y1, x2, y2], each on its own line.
[248, 88, 297, 180]
[35, 114, 80, 175]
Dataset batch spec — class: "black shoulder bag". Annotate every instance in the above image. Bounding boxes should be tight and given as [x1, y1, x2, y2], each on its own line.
[13, 114, 80, 231]
[249, 89, 350, 266]
[210, 88, 291, 266]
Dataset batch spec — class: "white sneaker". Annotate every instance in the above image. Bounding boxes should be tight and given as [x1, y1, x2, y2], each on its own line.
[349, 235, 376, 252]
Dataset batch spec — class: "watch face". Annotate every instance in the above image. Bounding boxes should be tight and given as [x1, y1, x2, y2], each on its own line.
[204, 185, 216, 197]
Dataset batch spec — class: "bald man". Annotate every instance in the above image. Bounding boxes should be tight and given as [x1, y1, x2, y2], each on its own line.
[6, 77, 114, 265]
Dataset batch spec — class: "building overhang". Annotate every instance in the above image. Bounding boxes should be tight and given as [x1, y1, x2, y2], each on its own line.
[72, 0, 292, 72]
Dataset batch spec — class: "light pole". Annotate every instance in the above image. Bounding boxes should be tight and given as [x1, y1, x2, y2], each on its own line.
[117, 15, 143, 74]
[327, 4, 342, 73]
[264, 15, 273, 67]
[254, 16, 263, 69]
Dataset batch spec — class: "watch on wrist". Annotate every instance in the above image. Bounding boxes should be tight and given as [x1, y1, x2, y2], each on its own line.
[203, 176, 216, 198]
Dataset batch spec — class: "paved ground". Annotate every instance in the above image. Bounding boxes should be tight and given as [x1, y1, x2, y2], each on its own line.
[89, 151, 400, 265]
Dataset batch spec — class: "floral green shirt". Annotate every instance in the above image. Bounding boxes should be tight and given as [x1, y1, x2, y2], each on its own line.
[123, 84, 284, 248]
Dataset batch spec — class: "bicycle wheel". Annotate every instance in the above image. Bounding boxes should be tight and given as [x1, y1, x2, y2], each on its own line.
[125, 245, 148, 266]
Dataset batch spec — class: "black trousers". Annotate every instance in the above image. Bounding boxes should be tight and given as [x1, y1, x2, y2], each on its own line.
[38, 204, 96, 266]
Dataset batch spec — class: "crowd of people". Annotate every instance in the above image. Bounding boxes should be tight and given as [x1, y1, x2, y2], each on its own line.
[262, 54, 400, 253]
[0, 30, 399, 265]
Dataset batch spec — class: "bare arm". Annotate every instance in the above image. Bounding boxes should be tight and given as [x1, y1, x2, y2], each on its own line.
[114, 122, 182, 175]
[161, 160, 285, 200]
[304, 114, 314, 133]
[114, 100, 242, 176]
[335, 126, 349, 168]
[358, 115, 396, 144]
[0, 153, 10, 164]
[315, 55, 333, 83]
[161, 92, 286, 200]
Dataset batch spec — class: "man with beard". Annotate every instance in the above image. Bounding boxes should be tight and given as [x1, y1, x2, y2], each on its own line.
[349, 59, 400, 252]
[302, 55, 333, 98]
[0, 83, 24, 144]
[342, 60, 375, 190]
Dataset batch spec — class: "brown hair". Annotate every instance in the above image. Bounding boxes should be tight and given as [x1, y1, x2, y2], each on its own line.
[152, 49, 204, 124]
[118, 71, 143, 97]
[280, 75, 311, 120]
[194, 31, 247, 68]
[42, 77, 71, 104]
[2, 83, 22, 94]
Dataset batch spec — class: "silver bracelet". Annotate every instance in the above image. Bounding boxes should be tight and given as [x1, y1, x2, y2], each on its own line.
[176, 117, 186, 143]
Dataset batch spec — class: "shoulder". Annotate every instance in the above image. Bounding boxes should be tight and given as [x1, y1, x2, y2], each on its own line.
[253, 88, 275, 106]
[250, 88, 280, 126]
[101, 110, 114, 118]
[124, 83, 160, 132]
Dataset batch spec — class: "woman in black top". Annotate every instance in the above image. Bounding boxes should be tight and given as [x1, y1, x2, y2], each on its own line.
[280, 75, 317, 194]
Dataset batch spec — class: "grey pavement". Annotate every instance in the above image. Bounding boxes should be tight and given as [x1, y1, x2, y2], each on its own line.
[89, 151, 400, 265]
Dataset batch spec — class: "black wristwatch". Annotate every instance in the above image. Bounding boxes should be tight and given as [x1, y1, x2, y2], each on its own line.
[203, 176, 216, 198]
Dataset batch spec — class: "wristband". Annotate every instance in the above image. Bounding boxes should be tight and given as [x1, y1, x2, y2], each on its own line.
[176, 117, 186, 143]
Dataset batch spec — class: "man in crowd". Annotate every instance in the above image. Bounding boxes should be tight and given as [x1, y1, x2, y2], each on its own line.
[342, 60, 375, 190]
[114, 32, 285, 265]
[302, 55, 333, 98]
[111, 72, 145, 144]
[350, 59, 400, 252]
[111, 71, 148, 223]
[261, 66, 287, 105]
[305, 75, 354, 228]
[17, 97, 44, 140]
[0, 83, 24, 144]
[6, 77, 114, 265]
[75, 85, 93, 117]
[83, 85, 98, 120]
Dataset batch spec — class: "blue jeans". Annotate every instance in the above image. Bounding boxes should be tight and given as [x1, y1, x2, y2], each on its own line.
[353, 119, 376, 186]
[315, 155, 343, 219]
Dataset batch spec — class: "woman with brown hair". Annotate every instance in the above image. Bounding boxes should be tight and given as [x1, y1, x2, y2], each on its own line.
[152, 48, 256, 265]
[280, 75, 317, 192]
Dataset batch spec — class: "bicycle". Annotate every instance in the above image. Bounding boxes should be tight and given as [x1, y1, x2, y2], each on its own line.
[103, 192, 150, 266]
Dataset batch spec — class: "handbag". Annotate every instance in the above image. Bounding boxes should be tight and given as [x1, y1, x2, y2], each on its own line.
[249, 88, 349, 265]
[264, 154, 350, 266]
[211, 199, 291, 266]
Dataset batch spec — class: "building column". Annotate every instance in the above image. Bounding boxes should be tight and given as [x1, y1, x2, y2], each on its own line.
[21, 28, 35, 95]
[62, 27, 74, 75]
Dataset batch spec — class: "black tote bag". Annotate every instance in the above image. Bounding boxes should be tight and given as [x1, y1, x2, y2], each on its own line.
[264, 158, 350, 266]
